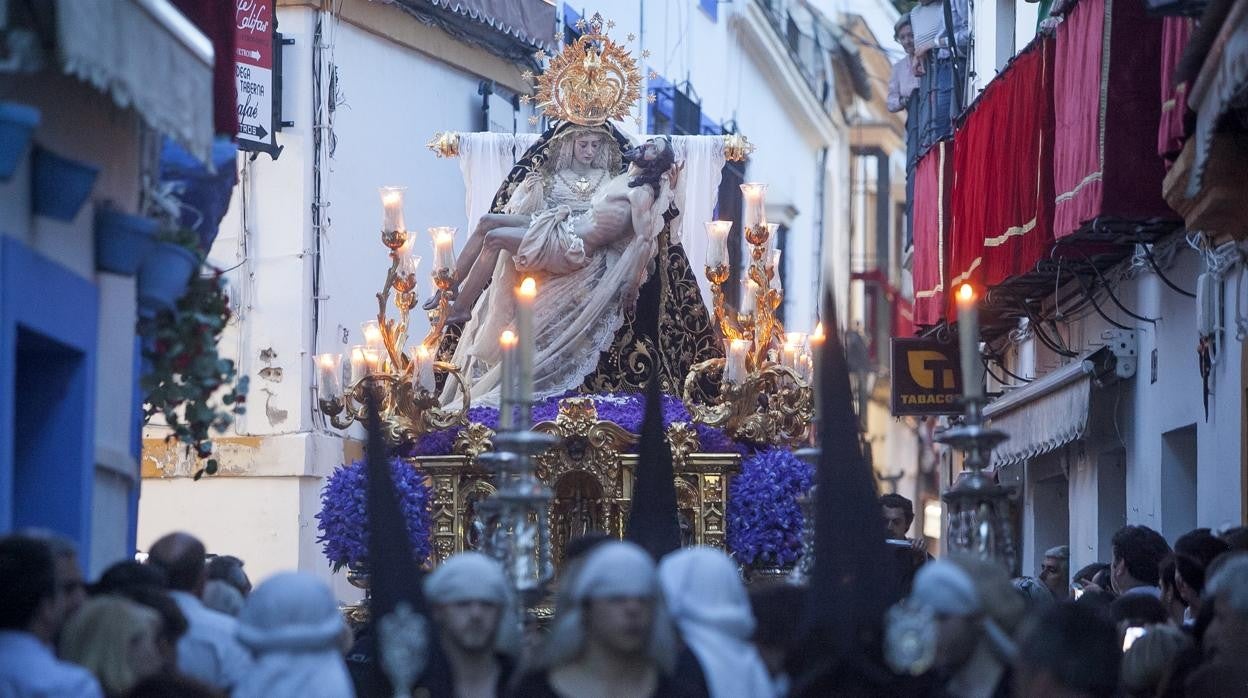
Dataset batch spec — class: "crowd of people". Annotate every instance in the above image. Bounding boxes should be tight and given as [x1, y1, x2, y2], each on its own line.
[1, 504, 1246, 697]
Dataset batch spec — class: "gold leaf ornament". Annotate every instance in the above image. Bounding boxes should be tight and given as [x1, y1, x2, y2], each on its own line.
[534, 19, 642, 126]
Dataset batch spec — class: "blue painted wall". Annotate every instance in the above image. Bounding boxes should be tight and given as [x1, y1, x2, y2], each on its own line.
[0, 236, 99, 569]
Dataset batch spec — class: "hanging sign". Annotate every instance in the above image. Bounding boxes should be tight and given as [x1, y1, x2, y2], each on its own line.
[235, 1, 280, 156]
[891, 338, 963, 416]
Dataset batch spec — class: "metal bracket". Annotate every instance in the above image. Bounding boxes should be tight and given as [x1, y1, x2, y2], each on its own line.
[1101, 329, 1137, 380]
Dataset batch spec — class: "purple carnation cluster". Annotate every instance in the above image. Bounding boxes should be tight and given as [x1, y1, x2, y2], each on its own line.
[726, 448, 814, 568]
[315, 458, 433, 572]
[409, 391, 742, 456]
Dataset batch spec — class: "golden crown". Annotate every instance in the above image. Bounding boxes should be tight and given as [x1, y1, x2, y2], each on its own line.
[524, 13, 644, 127]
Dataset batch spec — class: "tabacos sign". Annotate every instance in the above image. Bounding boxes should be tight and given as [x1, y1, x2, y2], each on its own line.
[891, 338, 962, 416]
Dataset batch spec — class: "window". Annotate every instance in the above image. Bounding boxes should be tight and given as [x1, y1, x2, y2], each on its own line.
[563, 6, 584, 45]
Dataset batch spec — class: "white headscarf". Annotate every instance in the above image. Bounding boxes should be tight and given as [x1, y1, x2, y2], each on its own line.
[911, 560, 981, 617]
[233, 572, 353, 698]
[539, 541, 678, 673]
[423, 552, 520, 655]
[658, 547, 777, 698]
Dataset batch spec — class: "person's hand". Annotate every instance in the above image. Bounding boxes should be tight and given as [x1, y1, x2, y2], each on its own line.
[910, 537, 928, 555]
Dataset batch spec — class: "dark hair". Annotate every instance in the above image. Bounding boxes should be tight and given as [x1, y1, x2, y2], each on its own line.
[879, 493, 915, 525]
[126, 673, 222, 698]
[1112, 525, 1170, 587]
[1073, 562, 1109, 585]
[1018, 602, 1120, 697]
[626, 137, 675, 193]
[92, 560, 167, 596]
[147, 533, 207, 592]
[1110, 593, 1168, 626]
[1172, 529, 1229, 595]
[121, 586, 189, 644]
[205, 555, 251, 596]
[1159, 555, 1178, 595]
[0, 536, 56, 630]
[1221, 526, 1248, 552]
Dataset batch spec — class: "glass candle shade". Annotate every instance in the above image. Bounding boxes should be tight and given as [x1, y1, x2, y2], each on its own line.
[394, 251, 421, 295]
[379, 186, 407, 233]
[704, 220, 732, 269]
[362, 348, 382, 375]
[410, 344, 433, 391]
[361, 321, 384, 353]
[740, 182, 768, 230]
[741, 279, 761, 318]
[349, 345, 368, 384]
[726, 339, 750, 384]
[429, 227, 457, 273]
[316, 353, 342, 400]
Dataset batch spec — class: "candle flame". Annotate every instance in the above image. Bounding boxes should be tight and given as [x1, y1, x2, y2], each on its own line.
[363, 324, 383, 343]
[519, 277, 537, 297]
[958, 283, 975, 302]
[316, 353, 337, 368]
[500, 329, 518, 346]
[416, 345, 431, 359]
[435, 231, 453, 246]
[811, 322, 826, 342]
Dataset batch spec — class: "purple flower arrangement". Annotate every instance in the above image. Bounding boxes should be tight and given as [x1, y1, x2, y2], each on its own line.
[315, 457, 433, 572]
[408, 391, 743, 456]
[726, 448, 814, 568]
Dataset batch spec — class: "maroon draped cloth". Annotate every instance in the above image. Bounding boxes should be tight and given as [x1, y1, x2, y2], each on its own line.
[1159, 17, 1195, 162]
[172, 0, 238, 137]
[1052, 0, 1170, 239]
[912, 141, 952, 327]
[950, 36, 1055, 304]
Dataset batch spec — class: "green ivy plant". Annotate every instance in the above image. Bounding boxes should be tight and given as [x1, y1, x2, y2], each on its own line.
[139, 231, 248, 480]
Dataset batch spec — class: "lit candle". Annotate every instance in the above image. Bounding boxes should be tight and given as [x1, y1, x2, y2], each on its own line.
[809, 322, 826, 421]
[726, 339, 750, 384]
[741, 279, 761, 318]
[349, 345, 367, 384]
[957, 283, 983, 401]
[362, 348, 381, 375]
[362, 321, 384, 352]
[316, 353, 342, 400]
[784, 332, 806, 370]
[705, 221, 732, 269]
[740, 182, 768, 230]
[411, 344, 433, 391]
[499, 329, 518, 431]
[379, 186, 406, 232]
[516, 277, 537, 421]
[430, 227, 457, 274]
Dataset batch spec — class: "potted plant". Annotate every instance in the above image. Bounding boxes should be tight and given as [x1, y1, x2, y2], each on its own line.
[139, 248, 249, 479]
[315, 457, 434, 573]
[95, 205, 158, 276]
[137, 228, 201, 316]
[32, 145, 99, 221]
[0, 101, 39, 180]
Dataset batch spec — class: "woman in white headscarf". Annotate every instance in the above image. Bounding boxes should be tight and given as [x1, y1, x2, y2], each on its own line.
[233, 572, 354, 698]
[510, 541, 686, 697]
[658, 547, 777, 698]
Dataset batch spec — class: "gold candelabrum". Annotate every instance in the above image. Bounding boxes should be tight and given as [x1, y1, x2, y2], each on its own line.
[682, 183, 819, 447]
[315, 187, 470, 446]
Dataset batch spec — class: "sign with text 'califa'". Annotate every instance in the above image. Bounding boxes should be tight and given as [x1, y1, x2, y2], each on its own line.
[890, 338, 962, 416]
[235, 0, 278, 155]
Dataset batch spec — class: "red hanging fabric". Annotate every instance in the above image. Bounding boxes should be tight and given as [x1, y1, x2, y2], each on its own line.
[950, 36, 1055, 302]
[1053, 0, 1170, 239]
[1158, 17, 1195, 162]
[171, 0, 238, 137]
[912, 140, 952, 327]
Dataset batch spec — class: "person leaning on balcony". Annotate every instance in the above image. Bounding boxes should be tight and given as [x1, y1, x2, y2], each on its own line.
[887, 14, 921, 113]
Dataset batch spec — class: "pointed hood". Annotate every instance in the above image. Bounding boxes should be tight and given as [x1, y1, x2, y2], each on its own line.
[624, 376, 682, 560]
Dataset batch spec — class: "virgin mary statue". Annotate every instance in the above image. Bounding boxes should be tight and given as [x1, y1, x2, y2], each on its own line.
[437, 121, 721, 404]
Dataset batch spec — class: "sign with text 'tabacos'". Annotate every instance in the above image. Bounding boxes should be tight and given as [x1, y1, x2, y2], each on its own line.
[235, 1, 279, 156]
[891, 338, 962, 416]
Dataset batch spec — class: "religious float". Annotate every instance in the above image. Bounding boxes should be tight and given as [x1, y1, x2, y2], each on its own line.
[313, 14, 824, 596]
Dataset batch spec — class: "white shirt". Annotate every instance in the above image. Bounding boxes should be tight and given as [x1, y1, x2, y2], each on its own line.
[169, 590, 255, 691]
[0, 630, 103, 698]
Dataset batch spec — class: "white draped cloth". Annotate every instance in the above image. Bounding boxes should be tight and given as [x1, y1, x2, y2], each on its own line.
[454, 132, 726, 306]
[658, 548, 777, 698]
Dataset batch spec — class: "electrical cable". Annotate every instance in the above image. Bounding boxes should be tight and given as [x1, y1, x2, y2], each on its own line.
[1142, 242, 1197, 298]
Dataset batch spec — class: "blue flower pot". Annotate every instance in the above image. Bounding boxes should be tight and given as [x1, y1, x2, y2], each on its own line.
[137, 242, 199, 314]
[0, 102, 39, 180]
[32, 147, 99, 221]
[95, 209, 158, 275]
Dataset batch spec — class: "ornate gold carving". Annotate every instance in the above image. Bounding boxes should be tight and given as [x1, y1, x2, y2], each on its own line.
[426, 131, 460, 158]
[666, 422, 700, 467]
[723, 134, 756, 162]
[453, 423, 496, 459]
[532, 398, 637, 499]
[533, 13, 641, 126]
[683, 360, 813, 447]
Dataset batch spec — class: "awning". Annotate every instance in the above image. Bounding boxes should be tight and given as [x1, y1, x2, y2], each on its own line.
[56, 0, 214, 163]
[950, 35, 1055, 295]
[1051, 0, 1172, 238]
[983, 358, 1094, 467]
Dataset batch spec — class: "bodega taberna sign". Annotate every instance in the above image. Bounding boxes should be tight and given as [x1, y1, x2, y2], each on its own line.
[890, 338, 962, 416]
[235, 0, 279, 156]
